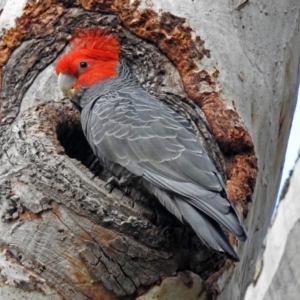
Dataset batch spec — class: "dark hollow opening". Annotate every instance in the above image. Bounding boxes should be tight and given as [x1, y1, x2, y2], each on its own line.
[56, 118, 109, 181]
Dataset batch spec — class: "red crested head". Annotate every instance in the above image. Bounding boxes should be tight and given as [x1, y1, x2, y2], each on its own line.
[55, 27, 120, 93]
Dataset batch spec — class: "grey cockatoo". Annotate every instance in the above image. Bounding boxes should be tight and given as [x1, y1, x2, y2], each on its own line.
[55, 27, 247, 261]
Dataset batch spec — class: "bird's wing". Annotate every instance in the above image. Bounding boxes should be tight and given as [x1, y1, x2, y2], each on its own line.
[87, 88, 223, 189]
[83, 87, 247, 243]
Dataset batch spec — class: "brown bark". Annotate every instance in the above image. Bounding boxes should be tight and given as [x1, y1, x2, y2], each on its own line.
[0, 1, 259, 299]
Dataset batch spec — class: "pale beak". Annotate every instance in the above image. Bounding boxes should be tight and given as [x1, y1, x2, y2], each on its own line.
[58, 73, 77, 99]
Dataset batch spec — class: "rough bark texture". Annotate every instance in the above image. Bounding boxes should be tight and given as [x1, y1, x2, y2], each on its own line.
[0, 0, 299, 299]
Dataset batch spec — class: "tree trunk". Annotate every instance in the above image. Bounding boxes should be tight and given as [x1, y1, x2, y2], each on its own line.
[245, 154, 300, 300]
[0, 0, 299, 299]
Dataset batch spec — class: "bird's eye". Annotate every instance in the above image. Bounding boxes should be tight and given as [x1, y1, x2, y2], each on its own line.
[79, 61, 88, 69]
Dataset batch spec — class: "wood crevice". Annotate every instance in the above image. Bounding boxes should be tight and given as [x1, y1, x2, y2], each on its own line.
[0, 1, 258, 298]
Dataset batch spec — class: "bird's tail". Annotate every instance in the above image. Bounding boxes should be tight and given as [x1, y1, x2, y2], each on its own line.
[145, 181, 244, 261]
[174, 195, 240, 261]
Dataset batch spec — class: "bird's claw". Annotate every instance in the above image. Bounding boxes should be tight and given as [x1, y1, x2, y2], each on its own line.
[104, 176, 119, 193]
[121, 186, 132, 200]
[104, 176, 132, 196]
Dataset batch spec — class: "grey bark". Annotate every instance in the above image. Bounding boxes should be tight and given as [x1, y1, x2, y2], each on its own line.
[0, 5, 226, 300]
[0, 0, 299, 299]
[245, 154, 300, 300]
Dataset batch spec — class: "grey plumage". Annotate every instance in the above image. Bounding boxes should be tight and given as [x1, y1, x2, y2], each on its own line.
[77, 61, 247, 261]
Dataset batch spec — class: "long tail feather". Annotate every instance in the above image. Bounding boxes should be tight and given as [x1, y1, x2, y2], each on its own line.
[174, 196, 240, 261]
[145, 181, 241, 260]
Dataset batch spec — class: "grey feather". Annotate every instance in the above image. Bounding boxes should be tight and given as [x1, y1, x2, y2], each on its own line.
[174, 196, 240, 261]
[78, 61, 247, 261]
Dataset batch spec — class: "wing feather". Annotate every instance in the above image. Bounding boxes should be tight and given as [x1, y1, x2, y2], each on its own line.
[81, 82, 247, 258]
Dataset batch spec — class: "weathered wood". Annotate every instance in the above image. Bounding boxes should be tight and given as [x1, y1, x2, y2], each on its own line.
[1, 94, 225, 299]
[0, 4, 229, 299]
[0, 0, 299, 299]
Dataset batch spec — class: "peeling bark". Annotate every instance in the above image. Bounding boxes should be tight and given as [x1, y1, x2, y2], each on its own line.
[0, 0, 299, 299]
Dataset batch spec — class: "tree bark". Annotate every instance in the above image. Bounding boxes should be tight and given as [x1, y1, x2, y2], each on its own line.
[0, 0, 299, 299]
[245, 154, 300, 300]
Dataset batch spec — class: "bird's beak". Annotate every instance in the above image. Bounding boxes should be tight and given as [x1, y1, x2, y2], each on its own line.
[58, 73, 77, 99]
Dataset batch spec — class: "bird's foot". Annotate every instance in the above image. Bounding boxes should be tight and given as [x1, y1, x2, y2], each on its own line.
[105, 176, 132, 196]
[104, 176, 119, 193]
[121, 186, 132, 200]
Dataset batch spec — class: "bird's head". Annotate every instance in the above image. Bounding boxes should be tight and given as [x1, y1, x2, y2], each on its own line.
[55, 27, 120, 99]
